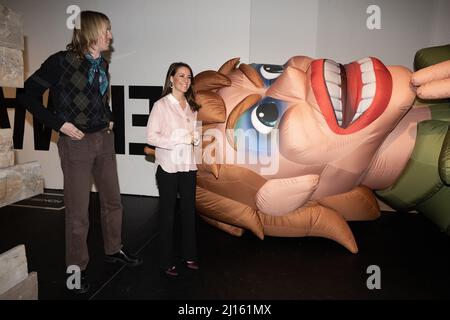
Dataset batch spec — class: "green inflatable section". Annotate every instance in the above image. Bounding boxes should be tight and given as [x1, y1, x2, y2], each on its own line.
[440, 127, 450, 184]
[377, 44, 450, 235]
[376, 120, 450, 234]
[376, 44, 450, 235]
[430, 104, 450, 122]
[414, 44, 450, 71]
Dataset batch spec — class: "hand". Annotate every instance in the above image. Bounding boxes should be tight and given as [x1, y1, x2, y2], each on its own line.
[411, 60, 450, 100]
[60, 122, 85, 140]
[192, 130, 201, 146]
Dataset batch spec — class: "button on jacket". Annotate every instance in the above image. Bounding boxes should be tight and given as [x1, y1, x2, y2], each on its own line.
[146, 94, 199, 173]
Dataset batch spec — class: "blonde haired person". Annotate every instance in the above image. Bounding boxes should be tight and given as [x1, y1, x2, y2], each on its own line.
[18, 11, 142, 295]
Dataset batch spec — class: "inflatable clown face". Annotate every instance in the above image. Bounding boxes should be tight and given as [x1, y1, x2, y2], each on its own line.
[213, 57, 414, 186]
[192, 55, 448, 253]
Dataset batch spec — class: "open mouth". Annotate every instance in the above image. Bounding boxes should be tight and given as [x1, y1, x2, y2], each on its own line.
[310, 57, 392, 134]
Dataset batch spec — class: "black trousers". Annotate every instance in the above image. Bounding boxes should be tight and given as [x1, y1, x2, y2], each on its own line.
[155, 166, 197, 269]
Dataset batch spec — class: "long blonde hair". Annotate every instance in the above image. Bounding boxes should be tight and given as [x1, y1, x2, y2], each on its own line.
[66, 11, 110, 58]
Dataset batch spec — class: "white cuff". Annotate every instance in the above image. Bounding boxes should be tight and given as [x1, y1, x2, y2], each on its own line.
[183, 134, 193, 145]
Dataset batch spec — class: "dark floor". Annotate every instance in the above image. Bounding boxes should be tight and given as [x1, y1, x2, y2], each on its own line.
[1, 190, 449, 301]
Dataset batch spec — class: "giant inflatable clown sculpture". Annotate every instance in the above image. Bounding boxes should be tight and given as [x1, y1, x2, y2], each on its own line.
[147, 46, 450, 253]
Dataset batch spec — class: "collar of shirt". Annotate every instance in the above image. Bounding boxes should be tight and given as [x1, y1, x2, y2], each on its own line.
[167, 93, 190, 115]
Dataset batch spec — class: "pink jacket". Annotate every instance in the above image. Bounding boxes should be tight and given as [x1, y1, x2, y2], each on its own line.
[146, 94, 199, 173]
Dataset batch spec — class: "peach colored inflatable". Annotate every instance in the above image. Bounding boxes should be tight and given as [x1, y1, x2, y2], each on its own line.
[147, 54, 450, 253]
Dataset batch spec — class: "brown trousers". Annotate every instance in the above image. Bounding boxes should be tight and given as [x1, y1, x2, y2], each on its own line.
[57, 130, 122, 271]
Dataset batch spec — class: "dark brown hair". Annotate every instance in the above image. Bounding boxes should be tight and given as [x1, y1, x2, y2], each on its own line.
[161, 62, 200, 112]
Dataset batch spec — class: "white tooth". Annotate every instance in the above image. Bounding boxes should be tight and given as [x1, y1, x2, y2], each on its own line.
[360, 60, 374, 73]
[361, 83, 376, 99]
[352, 111, 363, 122]
[326, 82, 341, 99]
[357, 98, 373, 113]
[357, 57, 371, 64]
[362, 70, 376, 84]
[334, 110, 343, 121]
[326, 59, 339, 67]
[331, 97, 342, 111]
[325, 61, 340, 74]
[338, 120, 343, 126]
[325, 70, 341, 85]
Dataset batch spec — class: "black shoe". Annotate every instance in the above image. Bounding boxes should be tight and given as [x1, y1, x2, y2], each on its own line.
[105, 248, 143, 267]
[161, 265, 178, 277]
[67, 271, 90, 294]
[185, 260, 200, 270]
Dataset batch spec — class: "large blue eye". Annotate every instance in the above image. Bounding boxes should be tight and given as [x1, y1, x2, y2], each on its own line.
[251, 102, 279, 134]
[234, 97, 287, 154]
[260, 64, 284, 80]
[236, 97, 287, 134]
[250, 64, 284, 87]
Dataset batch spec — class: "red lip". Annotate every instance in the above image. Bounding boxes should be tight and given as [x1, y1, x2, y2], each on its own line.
[310, 57, 392, 134]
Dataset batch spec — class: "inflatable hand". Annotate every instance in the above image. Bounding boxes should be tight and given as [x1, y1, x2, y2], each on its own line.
[412, 60, 450, 99]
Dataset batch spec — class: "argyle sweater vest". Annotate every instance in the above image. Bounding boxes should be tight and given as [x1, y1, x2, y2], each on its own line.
[18, 51, 113, 133]
[55, 52, 112, 132]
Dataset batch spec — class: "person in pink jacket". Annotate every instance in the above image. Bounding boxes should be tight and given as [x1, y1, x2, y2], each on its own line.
[146, 62, 201, 277]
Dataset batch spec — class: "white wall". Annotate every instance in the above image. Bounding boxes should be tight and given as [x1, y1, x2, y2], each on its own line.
[249, 0, 319, 64]
[315, 0, 442, 68]
[3, 0, 251, 196]
[430, 0, 450, 47]
[2, 0, 449, 196]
